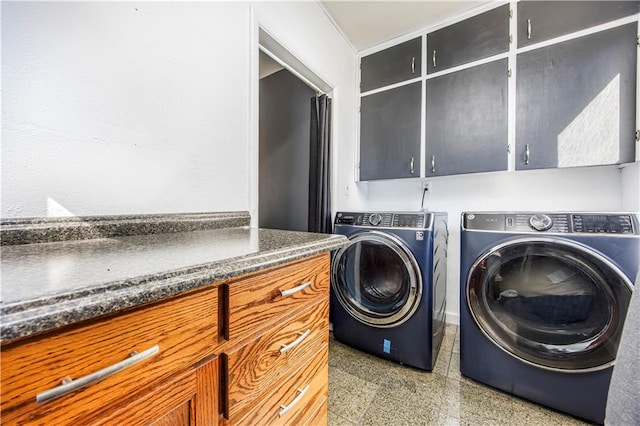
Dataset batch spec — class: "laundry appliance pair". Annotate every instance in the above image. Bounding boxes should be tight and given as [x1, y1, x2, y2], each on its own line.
[459, 212, 640, 424]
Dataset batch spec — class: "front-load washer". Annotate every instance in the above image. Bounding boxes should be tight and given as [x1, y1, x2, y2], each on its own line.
[460, 212, 639, 424]
[331, 211, 448, 370]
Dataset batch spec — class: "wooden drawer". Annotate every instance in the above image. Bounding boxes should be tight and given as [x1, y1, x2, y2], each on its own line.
[226, 253, 330, 341]
[223, 298, 329, 420]
[302, 399, 328, 426]
[1, 287, 218, 425]
[231, 347, 328, 425]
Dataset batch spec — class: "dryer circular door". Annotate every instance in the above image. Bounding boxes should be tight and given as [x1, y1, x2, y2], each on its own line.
[466, 238, 633, 372]
[331, 231, 423, 328]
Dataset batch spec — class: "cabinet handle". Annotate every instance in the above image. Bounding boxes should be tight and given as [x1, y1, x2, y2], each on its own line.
[432, 50, 437, 68]
[527, 19, 532, 39]
[280, 281, 312, 298]
[278, 385, 310, 417]
[431, 155, 436, 173]
[410, 157, 415, 174]
[280, 329, 311, 354]
[36, 345, 160, 404]
[525, 144, 530, 165]
[411, 57, 415, 74]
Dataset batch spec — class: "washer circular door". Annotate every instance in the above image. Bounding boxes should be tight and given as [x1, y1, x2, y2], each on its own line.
[467, 238, 633, 372]
[331, 231, 423, 328]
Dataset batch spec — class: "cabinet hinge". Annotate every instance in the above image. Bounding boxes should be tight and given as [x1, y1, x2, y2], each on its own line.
[637, 36, 640, 46]
[636, 129, 640, 141]
[507, 69, 512, 78]
[509, 8, 513, 18]
[509, 34, 513, 44]
[507, 144, 511, 154]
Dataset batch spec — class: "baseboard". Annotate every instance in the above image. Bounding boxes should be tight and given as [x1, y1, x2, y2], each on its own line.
[445, 312, 460, 326]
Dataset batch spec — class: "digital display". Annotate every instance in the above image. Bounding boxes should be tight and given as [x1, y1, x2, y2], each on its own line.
[573, 215, 633, 234]
[394, 214, 424, 228]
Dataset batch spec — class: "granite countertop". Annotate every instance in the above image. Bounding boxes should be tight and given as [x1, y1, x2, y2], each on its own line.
[0, 212, 347, 343]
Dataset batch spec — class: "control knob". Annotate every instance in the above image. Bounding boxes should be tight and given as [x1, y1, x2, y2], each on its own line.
[529, 214, 553, 231]
[369, 213, 382, 226]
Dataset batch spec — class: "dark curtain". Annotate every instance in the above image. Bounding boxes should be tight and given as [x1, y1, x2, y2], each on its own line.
[308, 94, 332, 233]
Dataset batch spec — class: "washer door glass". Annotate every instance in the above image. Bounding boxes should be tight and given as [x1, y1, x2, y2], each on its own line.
[467, 238, 632, 371]
[332, 232, 422, 328]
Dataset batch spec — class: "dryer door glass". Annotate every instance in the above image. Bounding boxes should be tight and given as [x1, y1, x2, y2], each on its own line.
[467, 239, 632, 371]
[331, 232, 423, 327]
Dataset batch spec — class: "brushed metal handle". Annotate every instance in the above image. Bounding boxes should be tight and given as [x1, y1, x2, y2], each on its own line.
[431, 155, 436, 173]
[525, 144, 530, 165]
[432, 50, 436, 68]
[36, 345, 160, 404]
[411, 57, 415, 74]
[280, 281, 311, 298]
[527, 19, 532, 39]
[410, 157, 415, 174]
[278, 385, 310, 417]
[280, 329, 311, 354]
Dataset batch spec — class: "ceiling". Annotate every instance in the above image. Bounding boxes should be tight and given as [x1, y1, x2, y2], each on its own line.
[320, 1, 490, 51]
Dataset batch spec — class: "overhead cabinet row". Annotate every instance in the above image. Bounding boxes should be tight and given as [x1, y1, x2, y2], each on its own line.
[358, 1, 639, 181]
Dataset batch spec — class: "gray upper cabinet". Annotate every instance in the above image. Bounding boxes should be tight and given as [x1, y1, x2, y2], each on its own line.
[427, 4, 510, 74]
[360, 37, 422, 92]
[426, 59, 509, 177]
[360, 81, 422, 181]
[516, 23, 637, 171]
[518, 1, 640, 48]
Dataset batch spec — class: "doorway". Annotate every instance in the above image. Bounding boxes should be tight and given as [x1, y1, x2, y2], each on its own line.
[257, 29, 333, 233]
[259, 54, 314, 232]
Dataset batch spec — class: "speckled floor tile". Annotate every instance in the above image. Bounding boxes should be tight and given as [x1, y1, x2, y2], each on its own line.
[360, 375, 442, 426]
[328, 366, 380, 424]
[441, 376, 515, 423]
[328, 324, 592, 426]
[328, 410, 357, 426]
[329, 337, 397, 385]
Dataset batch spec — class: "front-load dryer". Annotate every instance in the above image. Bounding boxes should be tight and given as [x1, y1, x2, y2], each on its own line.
[331, 211, 448, 370]
[460, 212, 639, 424]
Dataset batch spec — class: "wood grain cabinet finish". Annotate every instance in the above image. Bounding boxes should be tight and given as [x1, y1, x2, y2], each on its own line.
[517, 1, 640, 48]
[360, 37, 422, 92]
[221, 253, 331, 426]
[0, 287, 219, 425]
[1, 252, 333, 426]
[427, 4, 510, 74]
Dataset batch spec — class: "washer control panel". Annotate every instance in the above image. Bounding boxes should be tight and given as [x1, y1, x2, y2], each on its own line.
[335, 212, 430, 229]
[464, 212, 637, 234]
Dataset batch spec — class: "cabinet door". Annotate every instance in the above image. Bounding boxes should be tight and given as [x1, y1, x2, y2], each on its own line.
[360, 81, 422, 181]
[518, 1, 640, 48]
[516, 23, 637, 170]
[427, 4, 509, 74]
[425, 59, 508, 176]
[361, 37, 421, 92]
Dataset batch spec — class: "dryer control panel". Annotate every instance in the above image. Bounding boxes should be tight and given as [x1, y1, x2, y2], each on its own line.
[464, 212, 638, 234]
[335, 212, 431, 229]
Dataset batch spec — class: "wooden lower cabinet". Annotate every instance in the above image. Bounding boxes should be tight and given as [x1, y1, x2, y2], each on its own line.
[1, 252, 332, 426]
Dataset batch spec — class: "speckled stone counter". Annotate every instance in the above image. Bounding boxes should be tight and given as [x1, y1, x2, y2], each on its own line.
[0, 216, 347, 343]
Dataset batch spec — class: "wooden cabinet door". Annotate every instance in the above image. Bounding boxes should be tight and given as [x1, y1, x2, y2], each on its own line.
[427, 4, 509, 74]
[518, 1, 639, 48]
[516, 23, 637, 170]
[425, 59, 508, 176]
[360, 37, 421, 92]
[360, 81, 422, 181]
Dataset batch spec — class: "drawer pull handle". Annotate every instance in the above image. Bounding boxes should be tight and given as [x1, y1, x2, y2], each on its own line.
[280, 281, 312, 298]
[280, 329, 311, 354]
[278, 385, 310, 417]
[36, 345, 160, 404]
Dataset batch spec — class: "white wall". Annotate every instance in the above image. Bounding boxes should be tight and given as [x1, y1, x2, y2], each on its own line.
[1, 1, 357, 219]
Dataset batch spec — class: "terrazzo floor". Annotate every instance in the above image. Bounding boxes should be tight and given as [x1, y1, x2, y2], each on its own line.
[328, 324, 593, 426]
